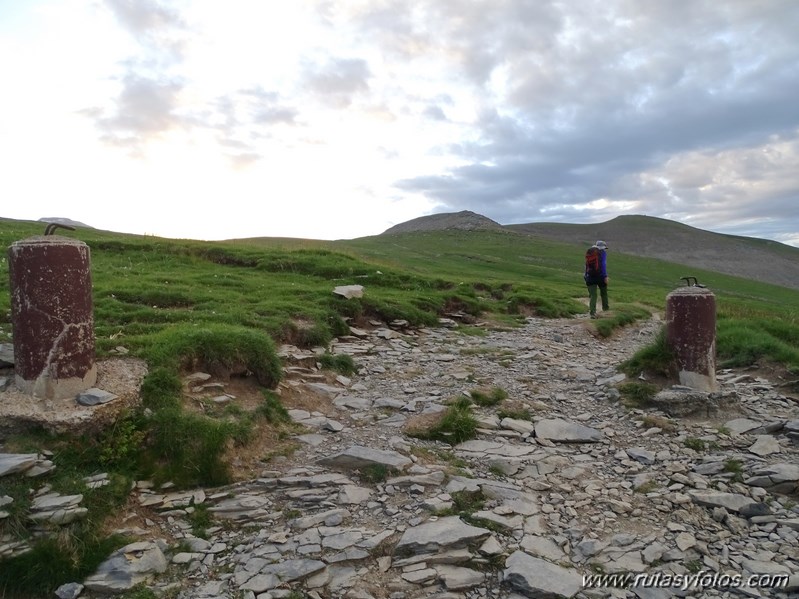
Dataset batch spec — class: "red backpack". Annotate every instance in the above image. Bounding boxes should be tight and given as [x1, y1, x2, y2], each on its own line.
[585, 247, 601, 277]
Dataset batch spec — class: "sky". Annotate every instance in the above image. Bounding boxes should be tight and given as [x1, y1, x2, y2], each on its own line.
[1, 1, 798, 246]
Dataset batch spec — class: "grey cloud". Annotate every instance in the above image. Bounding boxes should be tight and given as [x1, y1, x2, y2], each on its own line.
[302, 57, 371, 107]
[334, 0, 562, 84]
[104, 0, 183, 34]
[381, 0, 799, 242]
[241, 89, 299, 125]
[254, 106, 299, 125]
[85, 75, 185, 149]
[104, 0, 185, 63]
[84, 1, 188, 149]
[200, 88, 302, 165]
[423, 105, 447, 121]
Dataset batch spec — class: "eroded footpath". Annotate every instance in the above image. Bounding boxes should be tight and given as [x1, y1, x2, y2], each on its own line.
[7, 314, 799, 599]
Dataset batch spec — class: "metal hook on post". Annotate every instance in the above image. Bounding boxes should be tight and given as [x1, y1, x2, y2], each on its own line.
[44, 223, 76, 236]
[680, 277, 706, 288]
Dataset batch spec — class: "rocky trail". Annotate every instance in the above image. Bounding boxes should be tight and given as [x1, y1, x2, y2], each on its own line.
[4, 313, 799, 599]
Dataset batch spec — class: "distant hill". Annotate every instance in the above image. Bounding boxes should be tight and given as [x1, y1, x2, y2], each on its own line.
[506, 215, 799, 290]
[382, 212, 799, 290]
[382, 210, 505, 234]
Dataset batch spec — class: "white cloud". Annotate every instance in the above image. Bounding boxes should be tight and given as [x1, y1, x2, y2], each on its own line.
[0, 0, 796, 245]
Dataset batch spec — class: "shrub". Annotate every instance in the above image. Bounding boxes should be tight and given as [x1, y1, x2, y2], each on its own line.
[497, 407, 533, 421]
[98, 414, 147, 471]
[0, 533, 129, 598]
[684, 438, 706, 451]
[407, 397, 478, 445]
[620, 328, 677, 379]
[723, 459, 744, 482]
[617, 382, 659, 408]
[187, 503, 213, 539]
[254, 391, 291, 424]
[140, 368, 183, 411]
[359, 464, 396, 483]
[716, 319, 799, 369]
[143, 408, 239, 487]
[470, 387, 508, 407]
[319, 352, 358, 375]
[146, 325, 282, 388]
[592, 305, 652, 338]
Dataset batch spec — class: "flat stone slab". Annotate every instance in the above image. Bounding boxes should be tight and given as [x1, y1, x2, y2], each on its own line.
[626, 447, 656, 465]
[260, 559, 327, 582]
[316, 445, 412, 472]
[395, 516, 491, 555]
[76, 388, 118, 406]
[535, 418, 603, 443]
[0, 453, 38, 477]
[333, 285, 364, 299]
[436, 564, 485, 590]
[688, 491, 758, 514]
[724, 418, 762, 434]
[746, 463, 799, 494]
[31, 493, 83, 511]
[84, 542, 168, 593]
[503, 550, 582, 597]
[748, 435, 782, 456]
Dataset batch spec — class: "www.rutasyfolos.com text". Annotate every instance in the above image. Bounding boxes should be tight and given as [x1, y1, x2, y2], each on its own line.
[582, 570, 790, 591]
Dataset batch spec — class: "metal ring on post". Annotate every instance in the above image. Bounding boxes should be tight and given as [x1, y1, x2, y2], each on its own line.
[44, 223, 77, 236]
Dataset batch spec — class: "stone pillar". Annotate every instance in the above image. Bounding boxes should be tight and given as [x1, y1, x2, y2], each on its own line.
[8, 235, 96, 399]
[665, 285, 717, 392]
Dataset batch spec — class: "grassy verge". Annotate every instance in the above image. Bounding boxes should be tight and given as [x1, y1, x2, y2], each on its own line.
[1, 218, 799, 593]
[592, 304, 652, 338]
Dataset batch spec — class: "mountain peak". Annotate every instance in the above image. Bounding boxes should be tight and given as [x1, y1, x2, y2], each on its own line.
[382, 210, 505, 235]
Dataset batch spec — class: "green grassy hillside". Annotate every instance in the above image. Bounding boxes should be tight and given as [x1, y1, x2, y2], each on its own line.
[2, 218, 798, 369]
[507, 214, 799, 291]
[0, 217, 798, 597]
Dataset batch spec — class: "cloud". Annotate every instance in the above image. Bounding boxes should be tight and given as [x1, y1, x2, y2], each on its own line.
[423, 104, 447, 121]
[205, 88, 301, 165]
[104, 0, 185, 62]
[80, 1, 189, 151]
[381, 0, 799, 241]
[82, 74, 185, 150]
[302, 57, 371, 107]
[242, 88, 300, 126]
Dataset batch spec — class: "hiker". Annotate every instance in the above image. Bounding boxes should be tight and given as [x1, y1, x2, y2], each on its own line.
[584, 240, 609, 319]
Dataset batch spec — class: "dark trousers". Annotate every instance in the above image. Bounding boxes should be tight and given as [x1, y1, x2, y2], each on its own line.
[587, 282, 609, 316]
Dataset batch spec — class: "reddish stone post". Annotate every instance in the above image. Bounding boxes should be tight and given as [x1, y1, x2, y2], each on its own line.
[8, 235, 96, 399]
[665, 283, 717, 392]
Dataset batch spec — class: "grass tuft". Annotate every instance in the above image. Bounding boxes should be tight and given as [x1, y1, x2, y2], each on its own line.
[592, 304, 652, 338]
[318, 352, 358, 375]
[620, 328, 678, 379]
[469, 386, 508, 407]
[406, 397, 478, 445]
[145, 325, 282, 388]
[617, 382, 659, 408]
[359, 464, 396, 483]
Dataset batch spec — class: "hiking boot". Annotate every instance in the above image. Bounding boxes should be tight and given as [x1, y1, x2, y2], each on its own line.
[590, 314, 598, 319]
